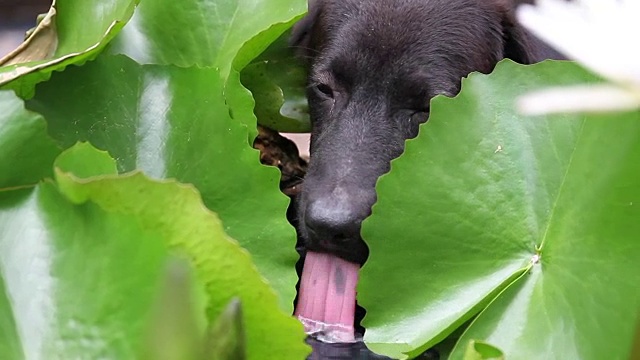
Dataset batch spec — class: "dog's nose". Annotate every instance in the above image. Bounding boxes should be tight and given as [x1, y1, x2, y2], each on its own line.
[305, 198, 363, 242]
[300, 185, 374, 264]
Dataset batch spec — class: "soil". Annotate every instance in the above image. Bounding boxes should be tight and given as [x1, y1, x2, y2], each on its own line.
[253, 125, 308, 197]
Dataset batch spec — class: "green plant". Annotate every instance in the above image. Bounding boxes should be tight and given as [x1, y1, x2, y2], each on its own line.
[1, 0, 638, 359]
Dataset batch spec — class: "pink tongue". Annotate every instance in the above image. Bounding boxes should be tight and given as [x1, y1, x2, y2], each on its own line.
[294, 251, 360, 343]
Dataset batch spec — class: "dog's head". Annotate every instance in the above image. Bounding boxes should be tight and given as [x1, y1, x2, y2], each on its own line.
[292, 0, 540, 265]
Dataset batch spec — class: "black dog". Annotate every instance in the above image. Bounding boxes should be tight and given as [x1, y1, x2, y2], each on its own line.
[291, 0, 562, 266]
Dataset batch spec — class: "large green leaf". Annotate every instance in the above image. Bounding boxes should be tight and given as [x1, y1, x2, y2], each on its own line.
[447, 103, 640, 359]
[359, 60, 640, 359]
[109, 0, 305, 71]
[0, 0, 137, 98]
[0, 143, 308, 359]
[27, 55, 299, 312]
[55, 143, 309, 359]
[89, 0, 308, 300]
[0, 91, 60, 189]
[109, 0, 307, 137]
[0, 183, 170, 359]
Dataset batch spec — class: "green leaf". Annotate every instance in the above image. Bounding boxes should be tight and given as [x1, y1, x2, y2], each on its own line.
[0, 0, 137, 98]
[109, 0, 306, 138]
[360, 60, 640, 359]
[0, 184, 171, 359]
[463, 340, 504, 360]
[54, 1, 137, 57]
[0, 143, 308, 359]
[110, 0, 305, 72]
[54, 143, 309, 360]
[28, 55, 299, 312]
[54, 142, 117, 178]
[0, 90, 60, 189]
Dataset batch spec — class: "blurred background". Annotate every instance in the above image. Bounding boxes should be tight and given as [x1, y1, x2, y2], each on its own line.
[0, 0, 50, 57]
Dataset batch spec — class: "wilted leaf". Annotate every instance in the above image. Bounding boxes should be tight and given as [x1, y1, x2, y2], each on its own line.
[0, 0, 137, 98]
[359, 60, 640, 359]
[0, 6, 57, 66]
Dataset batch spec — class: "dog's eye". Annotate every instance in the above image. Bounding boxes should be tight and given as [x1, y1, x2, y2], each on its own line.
[314, 83, 334, 99]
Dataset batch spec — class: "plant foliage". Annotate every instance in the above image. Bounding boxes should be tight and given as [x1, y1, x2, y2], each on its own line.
[1, 0, 638, 359]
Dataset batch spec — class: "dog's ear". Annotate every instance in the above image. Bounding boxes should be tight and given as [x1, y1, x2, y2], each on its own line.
[289, 0, 323, 60]
[494, 0, 539, 64]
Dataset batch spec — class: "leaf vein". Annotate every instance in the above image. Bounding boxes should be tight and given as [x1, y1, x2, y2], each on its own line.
[538, 119, 587, 250]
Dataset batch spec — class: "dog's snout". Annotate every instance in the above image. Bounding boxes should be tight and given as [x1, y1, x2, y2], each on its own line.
[301, 186, 372, 264]
[305, 197, 362, 241]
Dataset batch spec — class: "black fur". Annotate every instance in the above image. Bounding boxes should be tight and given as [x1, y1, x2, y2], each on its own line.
[292, 0, 561, 265]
